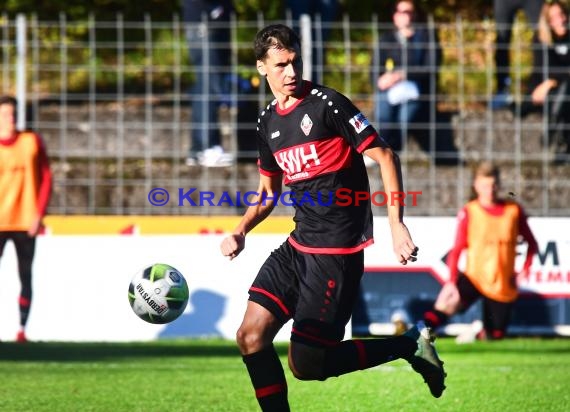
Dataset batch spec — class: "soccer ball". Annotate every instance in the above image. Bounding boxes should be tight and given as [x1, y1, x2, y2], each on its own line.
[128, 263, 189, 324]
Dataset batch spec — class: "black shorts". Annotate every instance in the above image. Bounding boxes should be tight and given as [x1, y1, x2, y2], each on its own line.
[249, 240, 364, 346]
[457, 273, 513, 333]
[0, 231, 36, 260]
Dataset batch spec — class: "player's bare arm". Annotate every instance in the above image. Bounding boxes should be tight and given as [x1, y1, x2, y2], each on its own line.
[518, 213, 539, 279]
[220, 173, 282, 260]
[364, 145, 418, 265]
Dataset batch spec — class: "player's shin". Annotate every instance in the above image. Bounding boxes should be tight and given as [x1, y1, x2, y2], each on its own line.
[18, 294, 31, 327]
[424, 309, 449, 329]
[243, 345, 290, 412]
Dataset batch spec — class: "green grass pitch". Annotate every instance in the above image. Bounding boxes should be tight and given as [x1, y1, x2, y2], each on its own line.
[0, 338, 568, 411]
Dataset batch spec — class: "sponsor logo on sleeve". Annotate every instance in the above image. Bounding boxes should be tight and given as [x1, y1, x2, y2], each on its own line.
[349, 113, 370, 134]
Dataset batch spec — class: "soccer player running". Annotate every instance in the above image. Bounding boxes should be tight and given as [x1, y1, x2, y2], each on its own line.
[0, 95, 52, 343]
[220, 24, 445, 410]
[424, 161, 538, 342]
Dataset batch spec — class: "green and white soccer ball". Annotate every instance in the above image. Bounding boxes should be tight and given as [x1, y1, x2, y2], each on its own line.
[128, 263, 189, 324]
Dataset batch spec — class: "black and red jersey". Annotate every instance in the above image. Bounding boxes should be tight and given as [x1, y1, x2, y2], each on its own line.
[257, 81, 384, 254]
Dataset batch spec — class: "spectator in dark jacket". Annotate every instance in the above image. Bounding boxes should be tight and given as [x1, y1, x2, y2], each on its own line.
[184, 0, 235, 167]
[373, 0, 441, 152]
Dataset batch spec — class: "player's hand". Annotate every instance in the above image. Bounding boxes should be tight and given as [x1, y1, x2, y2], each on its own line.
[28, 217, 43, 237]
[377, 71, 403, 91]
[220, 233, 246, 261]
[531, 79, 557, 104]
[390, 222, 418, 265]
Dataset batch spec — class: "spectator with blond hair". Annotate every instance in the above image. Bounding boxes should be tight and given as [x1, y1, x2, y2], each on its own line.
[520, 0, 570, 161]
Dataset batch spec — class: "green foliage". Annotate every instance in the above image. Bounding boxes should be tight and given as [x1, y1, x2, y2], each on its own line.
[0, 0, 494, 22]
[0, 0, 182, 20]
[0, 0, 537, 98]
[234, 0, 283, 21]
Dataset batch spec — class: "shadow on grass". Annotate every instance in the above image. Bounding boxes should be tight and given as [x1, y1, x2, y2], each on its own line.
[0, 339, 288, 362]
[2, 337, 566, 362]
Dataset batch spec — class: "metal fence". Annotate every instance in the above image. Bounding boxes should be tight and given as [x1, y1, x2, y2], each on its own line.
[1, 13, 568, 216]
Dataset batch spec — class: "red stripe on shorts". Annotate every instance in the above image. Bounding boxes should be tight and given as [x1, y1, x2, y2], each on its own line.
[250, 287, 290, 316]
[291, 327, 337, 347]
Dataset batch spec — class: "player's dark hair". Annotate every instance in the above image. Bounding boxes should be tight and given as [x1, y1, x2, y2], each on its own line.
[391, 0, 428, 23]
[254, 24, 301, 61]
[0, 95, 17, 108]
[392, 0, 415, 15]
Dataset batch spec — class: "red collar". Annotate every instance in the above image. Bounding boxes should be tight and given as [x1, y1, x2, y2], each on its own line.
[0, 132, 18, 146]
[275, 81, 312, 115]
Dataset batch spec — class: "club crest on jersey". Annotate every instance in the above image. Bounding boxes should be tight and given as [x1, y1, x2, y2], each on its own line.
[349, 113, 370, 134]
[300, 114, 313, 136]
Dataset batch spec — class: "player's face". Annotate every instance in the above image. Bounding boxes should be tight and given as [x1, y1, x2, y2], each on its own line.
[474, 175, 499, 204]
[257, 45, 303, 100]
[0, 103, 16, 139]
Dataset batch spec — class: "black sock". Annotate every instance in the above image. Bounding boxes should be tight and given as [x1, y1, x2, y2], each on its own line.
[242, 346, 289, 412]
[19, 295, 31, 327]
[323, 335, 417, 378]
[424, 309, 448, 329]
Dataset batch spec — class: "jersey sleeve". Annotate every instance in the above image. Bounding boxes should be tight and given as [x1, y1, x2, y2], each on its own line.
[35, 133, 53, 217]
[517, 205, 538, 272]
[324, 90, 384, 153]
[446, 207, 468, 283]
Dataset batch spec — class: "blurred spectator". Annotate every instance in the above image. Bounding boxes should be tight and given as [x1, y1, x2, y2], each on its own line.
[285, 0, 340, 83]
[235, 74, 261, 164]
[0, 95, 52, 343]
[520, 0, 570, 161]
[491, 0, 544, 109]
[422, 162, 538, 342]
[373, 0, 441, 153]
[183, 0, 235, 167]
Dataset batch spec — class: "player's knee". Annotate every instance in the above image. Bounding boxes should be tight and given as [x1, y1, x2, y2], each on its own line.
[288, 342, 326, 381]
[236, 325, 269, 354]
[236, 326, 256, 354]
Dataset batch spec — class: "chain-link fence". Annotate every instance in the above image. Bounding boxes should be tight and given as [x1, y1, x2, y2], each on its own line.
[1, 13, 568, 216]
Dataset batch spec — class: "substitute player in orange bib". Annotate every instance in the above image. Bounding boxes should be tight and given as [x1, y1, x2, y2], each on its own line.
[0, 95, 52, 343]
[424, 161, 538, 342]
